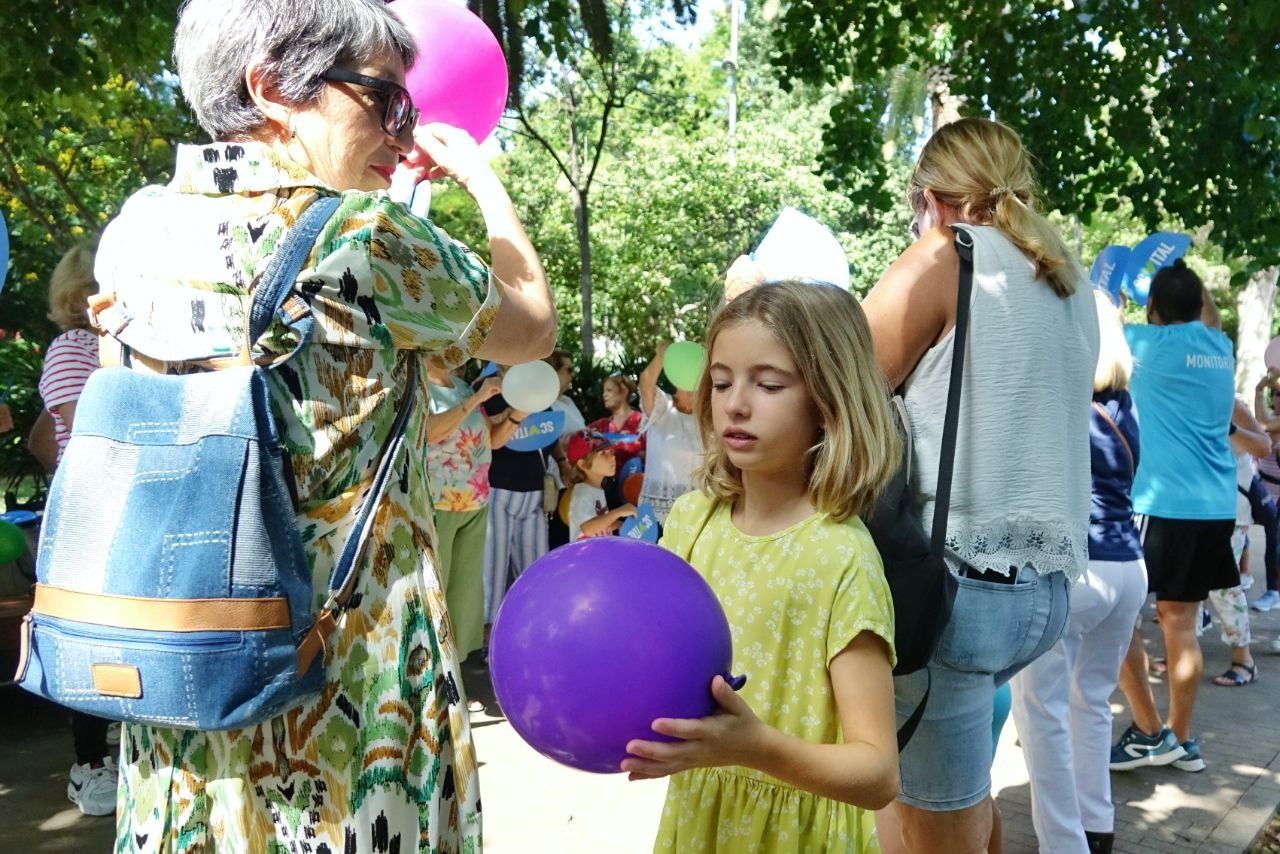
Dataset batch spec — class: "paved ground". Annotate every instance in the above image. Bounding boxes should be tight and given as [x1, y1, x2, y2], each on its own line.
[5, 532, 1280, 852]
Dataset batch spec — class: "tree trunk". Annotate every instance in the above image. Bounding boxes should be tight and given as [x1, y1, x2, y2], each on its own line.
[926, 64, 963, 130]
[564, 88, 593, 364]
[1235, 266, 1279, 394]
[572, 187, 594, 364]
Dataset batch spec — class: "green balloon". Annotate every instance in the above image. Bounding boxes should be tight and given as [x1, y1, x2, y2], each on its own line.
[663, 342, 707, 392]
[0, 521, 25, 564]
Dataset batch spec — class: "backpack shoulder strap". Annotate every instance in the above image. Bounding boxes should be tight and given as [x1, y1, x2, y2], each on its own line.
[930, 226, 974, 556]
[296, 356, 418, 676]
[247, 194, 342, 366]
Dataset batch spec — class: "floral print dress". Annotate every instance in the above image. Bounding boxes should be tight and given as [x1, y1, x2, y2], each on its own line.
[93, 142, 499, 853]
[426, 376, 493, 514]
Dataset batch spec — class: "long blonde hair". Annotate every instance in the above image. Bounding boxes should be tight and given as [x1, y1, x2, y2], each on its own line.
[909, 117, 1077, 297]
[1093, 291, 1133, 393]
[694, 282, 901, 522]
[47, 241, 99, 331]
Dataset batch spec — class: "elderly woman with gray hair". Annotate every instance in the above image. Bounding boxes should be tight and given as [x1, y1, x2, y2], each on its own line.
[93, 0, 554, 849]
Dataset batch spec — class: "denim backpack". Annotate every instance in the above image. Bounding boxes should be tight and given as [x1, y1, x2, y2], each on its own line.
[863, 225, 973, 749]
[16, 194, 414, 730]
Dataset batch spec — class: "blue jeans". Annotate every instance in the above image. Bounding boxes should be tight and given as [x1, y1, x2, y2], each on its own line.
[893, 565, 1071, 810]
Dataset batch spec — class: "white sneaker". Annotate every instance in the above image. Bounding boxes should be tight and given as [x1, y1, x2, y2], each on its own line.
[1241, 574, 1256, 592]
[67, 757, 118, 817]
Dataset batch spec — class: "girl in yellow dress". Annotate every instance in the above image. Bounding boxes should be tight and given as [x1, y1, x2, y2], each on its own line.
[623, 281, 903, 853]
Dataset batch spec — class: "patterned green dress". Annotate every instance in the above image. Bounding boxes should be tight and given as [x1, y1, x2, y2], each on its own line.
[94, 142, 499, 852]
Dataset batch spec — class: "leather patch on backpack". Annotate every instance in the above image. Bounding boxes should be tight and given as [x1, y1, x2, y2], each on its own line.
[92, 664, 142, 699]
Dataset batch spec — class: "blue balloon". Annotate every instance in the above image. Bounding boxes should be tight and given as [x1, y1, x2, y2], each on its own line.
[1089, 245, 1131, 305]
[1123, 232, 1191, 307]
[619, 455, 644, 480]
[0, 210, 8, 295]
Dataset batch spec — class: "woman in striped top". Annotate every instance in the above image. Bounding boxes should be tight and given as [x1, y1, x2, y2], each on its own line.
[36, 243, 101, 467]
[33, 241, 117, 817]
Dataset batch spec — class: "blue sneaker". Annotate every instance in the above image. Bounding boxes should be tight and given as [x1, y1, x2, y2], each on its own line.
[1172, 738, 1205, 772]
[1252, 590, 1280, 611]
[1109, 724, 1187, 770]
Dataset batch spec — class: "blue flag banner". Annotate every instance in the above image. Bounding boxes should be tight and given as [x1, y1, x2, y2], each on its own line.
[620, 503, 660, 543]
[1124, 232, 1191, 307]
[1089, 245, 1132, 304]
[478, 361, 499, 379]
[505, 410, 564, 453]
[601, 432, 642, 445]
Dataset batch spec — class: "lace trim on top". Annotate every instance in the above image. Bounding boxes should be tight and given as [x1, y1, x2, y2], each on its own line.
[942, 516, 1088, 581]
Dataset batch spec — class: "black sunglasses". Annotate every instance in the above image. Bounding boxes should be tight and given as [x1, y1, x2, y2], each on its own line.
[319, 67, 419, 137]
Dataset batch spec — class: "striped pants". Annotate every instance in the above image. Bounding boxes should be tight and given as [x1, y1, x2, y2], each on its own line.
[483, 487, 549, 624]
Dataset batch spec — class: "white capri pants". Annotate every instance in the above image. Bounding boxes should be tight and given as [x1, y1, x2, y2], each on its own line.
[1010, 558, 1149, 853]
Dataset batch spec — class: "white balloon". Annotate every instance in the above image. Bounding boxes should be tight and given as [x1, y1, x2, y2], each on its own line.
[502, 361, 560, 413]
[751, 207, 851, 290]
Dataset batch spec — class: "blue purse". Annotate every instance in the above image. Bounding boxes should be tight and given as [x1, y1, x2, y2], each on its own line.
[16, 194, 414, 730]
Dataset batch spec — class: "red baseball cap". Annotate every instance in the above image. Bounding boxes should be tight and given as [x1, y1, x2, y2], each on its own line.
[566, 430, 613, 465]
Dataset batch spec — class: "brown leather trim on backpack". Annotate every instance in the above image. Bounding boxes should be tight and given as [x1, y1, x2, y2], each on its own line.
[295, 609, 339, 676]
[92, 664, 143, 698]
[32, 585, 291, 632]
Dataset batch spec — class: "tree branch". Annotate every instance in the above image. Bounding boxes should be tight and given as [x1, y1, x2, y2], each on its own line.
[0, 140, 58, 236]
[513, 101, 580, 191]
[34, 154, 96, 225]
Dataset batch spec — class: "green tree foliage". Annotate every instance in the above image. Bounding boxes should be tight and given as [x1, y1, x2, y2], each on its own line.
[769, 1, 1280, 281]
[487, 9, 911, 364]
[466, 0, 695, 97]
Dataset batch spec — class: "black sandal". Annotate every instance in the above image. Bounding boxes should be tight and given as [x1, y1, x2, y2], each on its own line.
[1212, 662, 1258, 686]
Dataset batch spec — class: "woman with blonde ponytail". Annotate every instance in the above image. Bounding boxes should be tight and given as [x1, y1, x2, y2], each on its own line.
[864, 117, 1100, 854]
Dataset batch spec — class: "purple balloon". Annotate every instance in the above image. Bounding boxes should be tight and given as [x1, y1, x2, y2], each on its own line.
[489, 538, 737, 773]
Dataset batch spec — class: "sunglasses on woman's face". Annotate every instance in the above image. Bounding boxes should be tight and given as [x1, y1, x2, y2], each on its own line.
[320, 67, 419, 137]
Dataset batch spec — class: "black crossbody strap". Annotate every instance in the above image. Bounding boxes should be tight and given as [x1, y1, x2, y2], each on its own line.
[930, 226, 974, 556]
[895, 228, 974, 753]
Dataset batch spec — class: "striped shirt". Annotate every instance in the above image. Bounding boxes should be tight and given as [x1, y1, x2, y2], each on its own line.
[38, 328, 100, 463]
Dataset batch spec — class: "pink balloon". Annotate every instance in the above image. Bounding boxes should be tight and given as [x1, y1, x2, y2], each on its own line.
[389, 0, 509, 143]
[1266, 336, 1280, 372]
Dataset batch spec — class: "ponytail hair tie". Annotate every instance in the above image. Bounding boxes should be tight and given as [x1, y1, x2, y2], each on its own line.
[990, 186, 1027, 206]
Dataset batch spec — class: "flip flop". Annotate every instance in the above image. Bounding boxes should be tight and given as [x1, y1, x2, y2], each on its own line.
[1212, 662, 1258, 686]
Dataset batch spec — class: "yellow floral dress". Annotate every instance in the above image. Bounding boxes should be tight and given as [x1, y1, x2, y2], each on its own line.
[656, 491, 896, 854]
[94, 142, 499, 852]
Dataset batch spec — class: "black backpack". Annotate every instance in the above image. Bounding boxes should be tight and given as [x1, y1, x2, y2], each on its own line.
[863, 225, 974, 749]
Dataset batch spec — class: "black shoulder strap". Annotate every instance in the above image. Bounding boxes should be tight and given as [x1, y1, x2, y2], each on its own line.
[897, 227, 973, 754]
[930, 226, 974, 556]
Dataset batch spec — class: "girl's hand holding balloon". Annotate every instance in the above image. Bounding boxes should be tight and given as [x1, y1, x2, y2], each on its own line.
[622, 676, 763, 781]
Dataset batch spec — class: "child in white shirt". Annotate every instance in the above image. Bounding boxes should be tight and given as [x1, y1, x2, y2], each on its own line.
[566, 429, 636, 541]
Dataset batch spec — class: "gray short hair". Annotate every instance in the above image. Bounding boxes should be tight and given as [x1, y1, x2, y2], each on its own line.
[174, 0, 417, 140]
